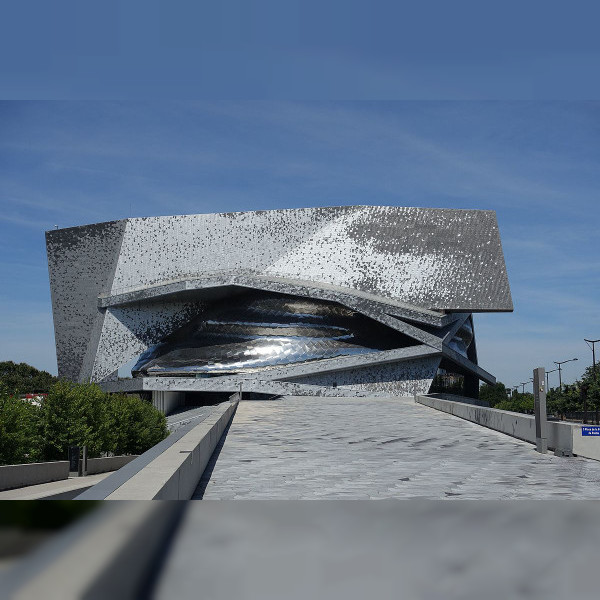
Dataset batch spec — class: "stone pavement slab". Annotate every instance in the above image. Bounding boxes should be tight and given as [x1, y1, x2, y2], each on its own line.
[0, 473, 111, 500]
[196, 396, 600, 499]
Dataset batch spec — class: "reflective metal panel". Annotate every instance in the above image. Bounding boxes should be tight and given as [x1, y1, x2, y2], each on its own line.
[133, 292, 414, 376]
[448, 319, 474, 357]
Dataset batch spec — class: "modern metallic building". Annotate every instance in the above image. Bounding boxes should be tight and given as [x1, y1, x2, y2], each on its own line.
[46, 206, 512, 408]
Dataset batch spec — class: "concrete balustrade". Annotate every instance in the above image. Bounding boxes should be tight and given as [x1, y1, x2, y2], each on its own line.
[0, 461, 69, 492]
[85, 455, 138, 475]
[0, 456, 140, 492]
[417, 395, 600, 461]
[86, 400, 238, 500]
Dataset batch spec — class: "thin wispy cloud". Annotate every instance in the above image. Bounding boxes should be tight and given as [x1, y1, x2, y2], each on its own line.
[0, 213, 54, 230]
[0, 101, 598, 384]
[188, 102, 587, 209]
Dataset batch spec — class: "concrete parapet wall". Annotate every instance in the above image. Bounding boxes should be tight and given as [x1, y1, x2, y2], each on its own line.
[573, 430, 600, 462]
[0, 457, 140, 492]
[85, 455, 138, 476]
[106, 401, 238, 500]
[0, 461, 69, 491]
[416, 395, 600, 461]
[427, 393, 490, 407]
[417, 394, 539, 443]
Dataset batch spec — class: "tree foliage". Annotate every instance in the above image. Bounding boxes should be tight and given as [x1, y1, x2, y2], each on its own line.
[0, 361, 58, 395]
[479, 382, 535, 413]
[479, 382, 509, 408]
[107, 393, 169, 456]
[0, 379, 168, 465]
[494, 392, 534, 414]
[40, 381, 110, 461]
[0, 383, 43, 464]
[546, 376, 600, 420]
[483, 364, 600, 418]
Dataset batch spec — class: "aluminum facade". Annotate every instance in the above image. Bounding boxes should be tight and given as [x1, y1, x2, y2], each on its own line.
[46, 206, 512, 396]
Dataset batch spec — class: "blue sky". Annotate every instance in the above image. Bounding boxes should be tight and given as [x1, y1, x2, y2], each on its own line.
[3, 2, 600, 100]
[1, 101, 598, 389]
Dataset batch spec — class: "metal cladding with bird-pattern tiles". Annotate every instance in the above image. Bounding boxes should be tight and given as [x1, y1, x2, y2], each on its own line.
[46, 206, 511, 389]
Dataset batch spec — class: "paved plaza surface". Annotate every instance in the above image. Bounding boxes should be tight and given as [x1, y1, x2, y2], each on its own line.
[196, 396, 600, 499]
[0, 472, 111, 500]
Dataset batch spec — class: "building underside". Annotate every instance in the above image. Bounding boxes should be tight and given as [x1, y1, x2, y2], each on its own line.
[46, 206, 512, 409]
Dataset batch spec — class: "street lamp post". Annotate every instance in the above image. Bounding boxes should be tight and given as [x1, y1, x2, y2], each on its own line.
[554, 358, 578, 390]
[545, 368, 559, 391]
[584, 339, 600, 424]
[520, 379, 533, 394]
[533, 367, 548, 453]
[584, 338, 600, 381]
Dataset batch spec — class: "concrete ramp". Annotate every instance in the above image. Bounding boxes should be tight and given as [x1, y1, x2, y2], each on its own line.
[196, 396, 600, 500]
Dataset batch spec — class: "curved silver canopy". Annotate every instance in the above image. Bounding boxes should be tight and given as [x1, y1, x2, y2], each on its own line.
[132, 292, 414, 376]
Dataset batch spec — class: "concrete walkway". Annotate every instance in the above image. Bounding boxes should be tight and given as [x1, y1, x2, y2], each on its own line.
[0, 473, 111, 500]
[196, 396, 600, 499]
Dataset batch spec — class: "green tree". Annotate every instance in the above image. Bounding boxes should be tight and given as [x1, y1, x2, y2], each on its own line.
[494, 392, 534, 414]
[487, 366, 600, 421]
[580, 365, 600, 386]
[579, 366, 600, 421]
[0, 378, 168, 465]
[479, 382, 509, 407]
[546, 387, 566, 419]
[547, 383, 590, 420]
[0, 361, 58, 395]
[40, 381, 113, 460]
[106, 393, 168, 455]
[39, 382, 168, 460]
[0, 384, 43, 465]
[562, 385, 581, 415]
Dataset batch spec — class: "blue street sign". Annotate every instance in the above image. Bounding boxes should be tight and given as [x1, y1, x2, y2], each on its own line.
[581, 426, 600, 436]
